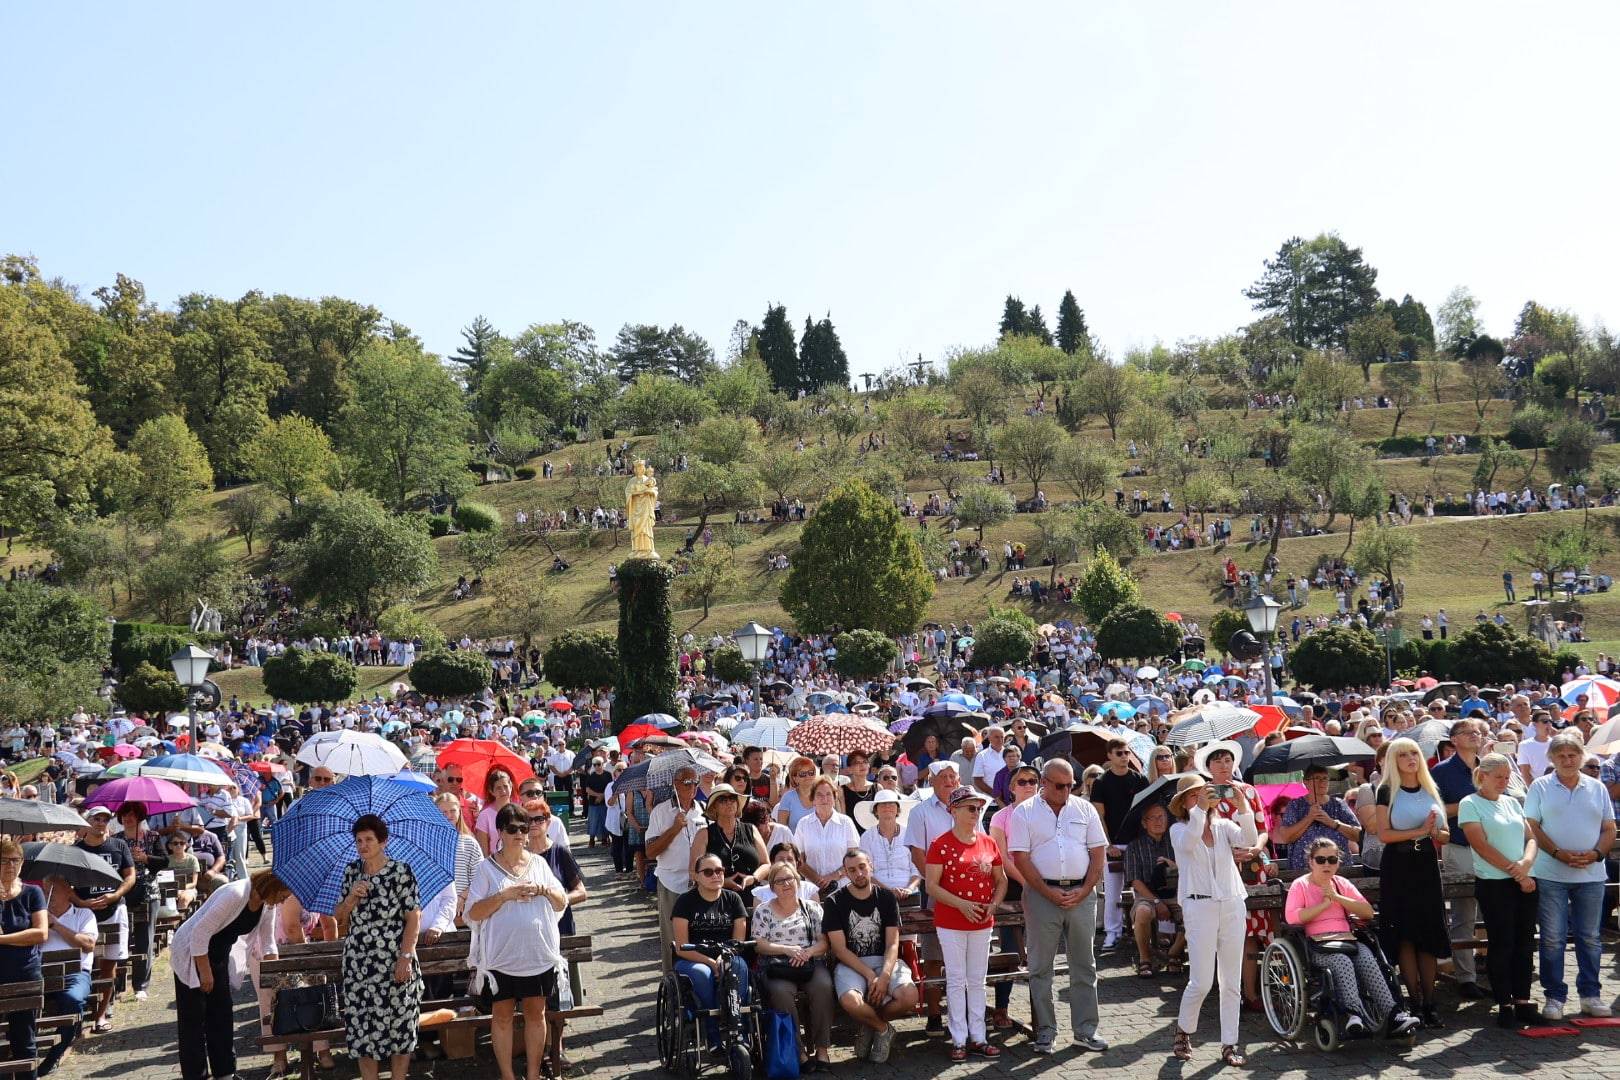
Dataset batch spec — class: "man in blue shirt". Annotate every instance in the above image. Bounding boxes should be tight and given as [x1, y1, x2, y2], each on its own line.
[1457, 685, 1491, 720]
[1525, 732, 1617, 1019]
[1432, 717, 1485, 997]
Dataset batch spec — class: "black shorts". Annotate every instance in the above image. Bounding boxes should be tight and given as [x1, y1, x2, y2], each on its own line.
[488, 968, 558, 1003]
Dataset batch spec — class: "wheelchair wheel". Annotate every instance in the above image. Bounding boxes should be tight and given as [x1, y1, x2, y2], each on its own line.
[1260, 937, 1310, 1042]
[728, 1043, 753, 1080]
[656, 973, 680, 1069]
[1313, 1017, 1341, 1052]
[673, 1011, 701, 1080]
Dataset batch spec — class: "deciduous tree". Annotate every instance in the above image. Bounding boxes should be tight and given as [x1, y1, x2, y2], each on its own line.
[780, 479, 932, 636]
[246, 414, 336, 510]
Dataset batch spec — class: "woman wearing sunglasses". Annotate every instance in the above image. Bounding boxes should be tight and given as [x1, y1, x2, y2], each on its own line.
[1285, 838, 1420, 1038]
[466, 804, 569, 1080]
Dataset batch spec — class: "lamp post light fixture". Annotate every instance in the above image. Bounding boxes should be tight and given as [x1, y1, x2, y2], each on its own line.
[1243, 595, 1283, 705]
[169, 643, 214, 732]
[733, 622, 774, 718]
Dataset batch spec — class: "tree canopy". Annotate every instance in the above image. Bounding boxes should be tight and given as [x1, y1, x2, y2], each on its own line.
[780, 478, 933, 636]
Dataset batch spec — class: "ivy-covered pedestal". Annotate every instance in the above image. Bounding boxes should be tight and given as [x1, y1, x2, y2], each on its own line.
[615, 557, 679, 728]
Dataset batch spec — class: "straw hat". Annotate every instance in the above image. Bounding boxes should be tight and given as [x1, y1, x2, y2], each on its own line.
[1168, 774, 1209, 819]
[703, 783, 743, 818]
[853, 789, 914, 832]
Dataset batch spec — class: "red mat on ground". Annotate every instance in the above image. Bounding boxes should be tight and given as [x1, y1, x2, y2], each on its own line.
[1571, 1017, 1620, 1028]
[1518, 1025, 1581, 1037]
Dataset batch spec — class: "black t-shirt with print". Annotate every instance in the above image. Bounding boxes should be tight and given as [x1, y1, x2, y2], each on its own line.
[672, 888, 747, 945]
[822, 884, 900, 958]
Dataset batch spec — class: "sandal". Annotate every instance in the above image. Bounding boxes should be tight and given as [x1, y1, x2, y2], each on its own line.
[1136, 960, 1156, 978]
[1167, 956, 1185, 976]
[991, 1008, 1015, 1029]
[1172, 1029, 1192, 1060]
[1221, 1045, 1247, 1067]
[949, 1044, 967, 1062]
[968, 1041, 1000, 1058]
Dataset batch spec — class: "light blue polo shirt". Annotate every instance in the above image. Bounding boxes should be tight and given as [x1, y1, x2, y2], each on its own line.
[1525, 772, 1614, 883]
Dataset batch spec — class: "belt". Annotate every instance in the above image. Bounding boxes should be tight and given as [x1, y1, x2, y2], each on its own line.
[1185, 894, 1211, 900]
[1042, 879, 1084, 888]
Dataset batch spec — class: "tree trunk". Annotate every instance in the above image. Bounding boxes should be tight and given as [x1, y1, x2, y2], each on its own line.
[1341, 514, 1357, 558]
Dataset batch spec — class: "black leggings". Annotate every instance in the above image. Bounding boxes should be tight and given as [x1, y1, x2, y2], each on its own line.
[175, 959, 234, 1080]
[247, 818, 267, 859]
[1475, 877, 1536, 1005]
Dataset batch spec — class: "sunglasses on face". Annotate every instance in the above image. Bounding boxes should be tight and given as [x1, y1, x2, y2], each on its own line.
[502, 823, 532, 834]
[1048, 781, 1075, 790]
[1313, 855, 1340, 865]
[519, 789, 543, 798]
[444, 777, 464, 785]
[697, 867, 725, 877]
[793, 771, 814, 779]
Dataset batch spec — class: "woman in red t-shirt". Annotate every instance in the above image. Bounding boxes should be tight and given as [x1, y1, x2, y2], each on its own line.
[925, 787, 1007, 1061]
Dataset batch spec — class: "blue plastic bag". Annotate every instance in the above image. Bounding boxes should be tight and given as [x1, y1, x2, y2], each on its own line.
[763, 1008, 800, 1079]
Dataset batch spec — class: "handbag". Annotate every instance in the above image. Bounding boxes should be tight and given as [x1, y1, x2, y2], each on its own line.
[762, 1008, 801, 1079]
[271, 982, 340, 1035]
[762, 901, 818, 985]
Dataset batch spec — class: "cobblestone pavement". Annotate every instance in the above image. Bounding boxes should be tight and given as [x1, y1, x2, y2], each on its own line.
[56, 830, 1620, 1080]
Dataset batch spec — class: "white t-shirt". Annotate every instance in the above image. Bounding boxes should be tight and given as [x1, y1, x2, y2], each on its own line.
[466, 855, 564, 978]
[45, 902, 97, 973]
[1519, 737, 1552, 779]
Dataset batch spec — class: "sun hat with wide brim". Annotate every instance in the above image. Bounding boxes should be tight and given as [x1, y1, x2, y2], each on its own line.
[1193, 739, 1244, 778]
[1167, 774, 1210, 819]
[703, 783, 744, 818]
[854, 789, 914, 832]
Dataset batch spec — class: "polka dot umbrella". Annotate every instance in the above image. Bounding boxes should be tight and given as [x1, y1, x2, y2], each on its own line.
[786, 714, 897, 757]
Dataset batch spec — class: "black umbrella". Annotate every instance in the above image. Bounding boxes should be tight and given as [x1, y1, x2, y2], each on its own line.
[1115, 773, 1199, 845]
[1249, 735, 1375, 776]
[921, 701, 972, 719]
[1420, 682, 1464, 705]
[901, 715, 978, 759]
[1036, 725, 1116, 770]
[0, 798, 87, 835]
[22, 842, 122, 889]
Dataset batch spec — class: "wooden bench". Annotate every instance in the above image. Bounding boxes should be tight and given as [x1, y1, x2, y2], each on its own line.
[0, 978, 43, 1077]
[258, 929, 600, 1080]
[898, 902, 1061, 997]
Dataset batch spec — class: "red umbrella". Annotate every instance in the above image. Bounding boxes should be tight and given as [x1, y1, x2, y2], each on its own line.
[548, 699, 573, 713]
[435, 739, 535, 798]
[617, 723, 662, 751]
[1250, 705, 1289, 739]
[1164, 612, 1184, 622]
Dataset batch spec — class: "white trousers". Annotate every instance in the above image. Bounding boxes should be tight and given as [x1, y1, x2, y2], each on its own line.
[1103, 866, 1124, 936]
[1177, 897, 1245, 1045]
[937, 926, 991, 1046]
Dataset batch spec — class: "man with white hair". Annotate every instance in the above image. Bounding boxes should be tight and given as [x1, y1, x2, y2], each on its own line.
[645, 767, 705, 973]
[973, 727, 1007, 802]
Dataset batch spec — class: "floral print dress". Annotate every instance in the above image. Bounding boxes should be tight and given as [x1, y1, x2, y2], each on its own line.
[340, 859, 423, 1059]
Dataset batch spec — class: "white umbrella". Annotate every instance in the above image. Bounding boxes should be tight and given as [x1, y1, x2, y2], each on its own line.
[1136, 666, 1160, 681]
[1587, 716, 1620, 756]
[1164, 702, 1262, 747]
[295, 731, 408, 776]
[729, 715, 797, 750]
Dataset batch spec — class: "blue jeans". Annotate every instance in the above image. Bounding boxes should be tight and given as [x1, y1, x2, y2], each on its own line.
[675, 956, 751, 1045]
[38, 971, 90, 1075]
[1536, 878, 1604, 1003]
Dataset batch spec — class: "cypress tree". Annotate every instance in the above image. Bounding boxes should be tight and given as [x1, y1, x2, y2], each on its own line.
[999, 296, 1029, 339]
[757, 303, 799, 394]
[804, 316, 850, 391]
[1056, 290, 1088, 354]
[1027, 304, 1053, 346]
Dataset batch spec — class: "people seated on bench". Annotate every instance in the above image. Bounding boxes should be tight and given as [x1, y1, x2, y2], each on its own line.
[0, 838, 47, 1073]
[750, 845, 818, 907]
[1124, 802, 1184, 977]
[1285, 837, 1419, 1037]
[412, 880, 459, 1062]
[751, 862, 835, 1070]
[466, 803, 569, 1080]
[825, 847, 916, 1064]
[168, 869, 292, 1080]
[38, 874, 96, 1077]
[671, 852, 751, 1047]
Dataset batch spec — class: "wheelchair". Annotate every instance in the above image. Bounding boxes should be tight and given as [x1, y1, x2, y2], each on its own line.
[1260, 919, 1416, 1052]
[657, 940, 763, 1080]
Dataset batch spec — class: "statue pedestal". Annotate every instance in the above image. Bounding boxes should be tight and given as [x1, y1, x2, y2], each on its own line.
[615, 558, 679, 729]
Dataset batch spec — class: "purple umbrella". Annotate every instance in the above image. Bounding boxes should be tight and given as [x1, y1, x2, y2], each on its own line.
[888, 716, 921, 735]
[83, 776, 196, 816]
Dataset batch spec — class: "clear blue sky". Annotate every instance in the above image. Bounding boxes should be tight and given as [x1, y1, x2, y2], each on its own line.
[5, 2, 1616, 372]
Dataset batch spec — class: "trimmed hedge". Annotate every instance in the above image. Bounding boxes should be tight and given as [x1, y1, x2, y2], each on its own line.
[615, 558, 678, 728]
[514, 466, 537, 481]
[453, 501, 500, 533]
[262, 647, 359, 704]
[111, 622, 224, 677]
[408, 649, 491, 697]
[426, 513, 453, 537]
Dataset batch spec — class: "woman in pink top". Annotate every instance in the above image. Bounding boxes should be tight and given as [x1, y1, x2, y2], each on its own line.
[1284, 838, 1419, 1037]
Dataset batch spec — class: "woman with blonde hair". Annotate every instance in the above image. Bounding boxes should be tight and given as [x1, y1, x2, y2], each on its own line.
[436, 789, 484, 920]
[774, 757, 820, 830]
[1373, 737, 1450, 1027]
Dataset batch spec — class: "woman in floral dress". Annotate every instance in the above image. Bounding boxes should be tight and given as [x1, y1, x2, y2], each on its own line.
[335, 814, 423, 1080]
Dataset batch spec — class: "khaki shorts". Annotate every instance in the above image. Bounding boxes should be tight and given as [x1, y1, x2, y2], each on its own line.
[834, 957, 915, 1001]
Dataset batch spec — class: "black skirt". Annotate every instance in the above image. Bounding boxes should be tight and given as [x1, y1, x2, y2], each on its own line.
[488, 967, 558, 1003]
[1377, 837, 1450, 959]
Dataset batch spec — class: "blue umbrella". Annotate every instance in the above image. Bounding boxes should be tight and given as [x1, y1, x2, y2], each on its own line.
[1096, 701, 1137, 721]
[381, 719, 407, 735]
[1131, 695, 1172, 717]
[822, 703, 849, 714]
[940, 691, 983, 710]
[921, 701, 972, 719]
[1271, 694, 1304, 718]
[271, 775, 455, 915]
[388, 770, 437, 793]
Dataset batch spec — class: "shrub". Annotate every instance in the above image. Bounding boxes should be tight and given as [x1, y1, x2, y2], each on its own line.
[1074, 550, 1141, 625]
[426, 513, 453, 537]
[111, 622, 194, 677]
[453, 501, 500, 533]
[514, 466, 537, 480]
[1208, 608, 1250, 655]
[115, 661, 186, 715]
[831, 630, 900, 681]
[1372, 435, 1428, 457]
[542, 629, 619, 691]
[560, 427, 579, 443]
[1551, 647, 1585, 680]
[1287, 627, 1384, 689]
[968, 616, 1035, 670]
[616, 559, 679, 723]
[1095, 603, 1181, 662]
[262, 648, 359, 704]
[376, 604, 446, 652]
[408, 649, 492, 697]
[1448, 622, 1553, 685]
[709, 645, 754, 684]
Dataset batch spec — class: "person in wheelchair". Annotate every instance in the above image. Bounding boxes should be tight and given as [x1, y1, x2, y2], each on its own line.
[1285, 838, 1420, 1038]
[673, 852, 753, 1047]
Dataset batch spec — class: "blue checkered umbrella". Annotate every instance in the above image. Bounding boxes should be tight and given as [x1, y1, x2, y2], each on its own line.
[270, 775, 455, 915]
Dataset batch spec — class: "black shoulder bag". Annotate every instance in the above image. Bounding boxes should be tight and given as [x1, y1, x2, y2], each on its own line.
[271, 982, 342, 1035]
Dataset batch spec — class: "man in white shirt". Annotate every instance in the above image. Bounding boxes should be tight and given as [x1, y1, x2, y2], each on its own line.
[644, 768, 705, 973]
[1519, 709, 1557, 783]
[1007, 758, 1108, 1054]
[972, 727, 1007, 802]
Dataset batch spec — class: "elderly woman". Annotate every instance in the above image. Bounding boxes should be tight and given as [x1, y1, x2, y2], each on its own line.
[775, 757, 821, 830]
[925, 787, 1005, 1062]
[751, 862, 836, 1070]
[335, 814, 424, 1080]
[0, 838, 47, 1072]
[741, 799, 795, 863]
[1167, 776, 1248, 1066]
[1285, 838, 1420, 1038]
[169, 869, 292, 1080]
[467, 804, 569, 1080]
[794, 779, 860, 896]
[1373, 737, 1450, 1028]
[856, 791, 917, 898]
[690, 784, 767, 902]
[1273, 765, 1361, 870]
[1459, 752, 1540, 1028]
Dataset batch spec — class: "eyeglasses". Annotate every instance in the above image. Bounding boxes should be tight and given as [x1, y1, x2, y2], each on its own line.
[443, 777, 464, 785]
[1048, 781, 1075, 789]
[501, 823, 532, 834]
[1014, 778, 1039, 787]
[676, 778, 697, 788]
[1109, 750, 1129, 757]
[697, 867, 725, 877]
[0, 858, 21, 866]
[793, 771, 814, 779]
[519, 789, 544, 798]
[1312, 855, 1340, 865]
[770, 878, 796, 887]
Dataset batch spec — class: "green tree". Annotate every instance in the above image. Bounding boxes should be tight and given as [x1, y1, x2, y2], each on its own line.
[954, 484, 1015, 541]
[1244, 233, 1380, 349]
[757, 450, 808, 504]
[831, 629, 900, 680]
[342, 340, 470, 509]
[998, 296, 1030, 339]
[1287, 626, 1384, 689]
[1379, 360, 1422, 436]
[1207, 431, 1252, 485]
[882, 392, 947, 457]
[1074, 363, 1137, 438]
[408, 649, 492, 697]
[137, 532, 245, 626]
[1448, 622, 1553, 685]
[1435, 286, 1481, 356]
[262, 647, 359, 703]
[1054, 441, 1119, 504]
[487, 407, 544, 472]
[125, 414, 214, 524]
[1534, 352, 1583, 401]
[609, 323, 715, 383]
[484, 571, 555, 651]
[1074, 549, 1141, 625]
[456, 529, 504, 580]
[951, 367, 1011, 430]
[1547, 418, 1599, 476]
[780, 479, 933, 636]
[277, 492, 438, 617]
[376, 604, 446, 652]
[757, 304, 799, 393]
[672, 545, 738, 618]
[1055, 290, 1088, 355]
[1511, 524, 1610, 580]
[84, 273, 177, 442]
[246, 414, 336, 510]
[1294, 351, 1359, 421]
[671, 459, 762, 538]
[1096, 604, 1180, 661]
[1074, 503, 1141, 560]
[1459, 353, 1506, 421]
[798, 316, 851, 393]
[1245, 471, 1312, 561]
[998, 415, 1065, 494]
[709, 645, 753, 684]
[1181, 473, 1233, 531]
[116, 661, 186, 715]
[169, 292, 284, 478]
[614, 373, 714, 433]
[703, 354, 771, 417]
[450, 315, 503, 391]
[970, 615, 1036, 669]
[1350, 524, 1417, 587]
[1331, 469, 1387, 556]
[1348, 309, 1401, 381]
[222, 487, 275, 555]
[0, 579, 110, 724]
[542, 628, 619, 690]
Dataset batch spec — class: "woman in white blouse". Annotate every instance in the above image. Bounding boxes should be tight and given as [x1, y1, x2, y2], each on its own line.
[855, 792, 919, 897]
[1167, 775, 1250, 1067]
[750, 863, 835, 1069]
[793, 779, 859, 896]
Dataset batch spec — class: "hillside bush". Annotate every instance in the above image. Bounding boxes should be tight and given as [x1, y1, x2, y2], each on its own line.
[262, 647, 359, 704]
[543, 629, 619, 691]
[969, 616, 1036, 670]
[831, 630, 900, 680]
[710, 645, 754, 684]
[1095, 604, 1180, 661]
[115, 661, 186, 715]
[408, 649, 491, 697]
[453, 501, 500, 532]
[426, 513, 453, 537]
[514, 466, 537, 480]
[1288, 627, 1384, 689]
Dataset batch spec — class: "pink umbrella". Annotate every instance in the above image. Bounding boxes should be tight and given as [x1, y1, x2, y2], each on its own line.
[83, 776, 196, 816]
[97, 745, 141, 761]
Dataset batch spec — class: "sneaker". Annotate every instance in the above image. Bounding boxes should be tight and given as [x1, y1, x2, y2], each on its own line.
[1543, 1000, 1566, 1022]
[1030, 1040, 1054, 1056]
[1073, 1034, 1109, 1052]
[1582, 998, 1614, 1018]
[1100, 935, 1119, 952]
[854, 1026, 874, 1061]
[1343, 1014, 1365, 1036]
[870, 1023, 895, 1064]
[1388, 1012, 1421, 1038]
[924, 1014, 944, 1034]
[135, 990, 148, 1001]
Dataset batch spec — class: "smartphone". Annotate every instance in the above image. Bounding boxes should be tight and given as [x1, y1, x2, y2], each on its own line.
[1210, 784, 1235, 800]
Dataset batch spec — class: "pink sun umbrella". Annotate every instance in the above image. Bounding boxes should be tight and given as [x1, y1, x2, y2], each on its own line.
[82, 776, 196, 816]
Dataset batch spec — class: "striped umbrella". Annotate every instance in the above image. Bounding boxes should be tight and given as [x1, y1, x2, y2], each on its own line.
[787, 715, 896, 756]
[138, 753, 236, 787]
[729, 716, 796, 750]
[1164, 702, 1262, 747]
[1560, 676, 1620, 709]
[270, 775, 456, 915]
